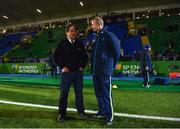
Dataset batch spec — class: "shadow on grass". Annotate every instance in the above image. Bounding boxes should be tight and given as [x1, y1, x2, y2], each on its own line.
[0, 109, 101, 123]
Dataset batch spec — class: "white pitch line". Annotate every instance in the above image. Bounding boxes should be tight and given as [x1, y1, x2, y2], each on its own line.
[0, 100, 180, 122]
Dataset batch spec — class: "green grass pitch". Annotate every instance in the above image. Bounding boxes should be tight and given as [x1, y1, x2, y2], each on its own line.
[0, 77, 180, 128]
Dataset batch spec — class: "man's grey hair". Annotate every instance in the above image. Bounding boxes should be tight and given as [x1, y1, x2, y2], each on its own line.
[91, 16, 104, 29]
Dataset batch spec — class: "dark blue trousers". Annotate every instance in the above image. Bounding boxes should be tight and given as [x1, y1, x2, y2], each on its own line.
[93, 74, 114, 122]
[59, 71, 84, 117]
[142, 70, 150, 85]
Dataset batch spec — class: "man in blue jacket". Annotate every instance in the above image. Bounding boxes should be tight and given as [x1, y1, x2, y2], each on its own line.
[140, 45, 152, 88]
[90, 17, 121, 125]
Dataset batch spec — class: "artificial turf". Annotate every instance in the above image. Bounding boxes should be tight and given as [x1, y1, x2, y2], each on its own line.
[0, 79, 180, 128]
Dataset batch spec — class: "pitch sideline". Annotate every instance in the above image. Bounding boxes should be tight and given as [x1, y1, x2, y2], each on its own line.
[0, 100, 180, 122]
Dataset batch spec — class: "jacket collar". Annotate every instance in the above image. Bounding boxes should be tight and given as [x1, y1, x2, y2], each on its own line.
[98, 29, 104, 34]
[96, 29, 104, 36]
[67, 37, 76, 44]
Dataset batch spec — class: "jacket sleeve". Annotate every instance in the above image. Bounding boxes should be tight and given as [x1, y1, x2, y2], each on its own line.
[81, 44, 88, 68]
[108, 33, 121, 68]
[53, 41, 65, 69]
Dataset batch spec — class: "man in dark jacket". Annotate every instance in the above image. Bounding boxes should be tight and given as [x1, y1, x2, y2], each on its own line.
[90, 17, 121, 125]
[140, 45, 152, 88]
[53, 24, 88, 122]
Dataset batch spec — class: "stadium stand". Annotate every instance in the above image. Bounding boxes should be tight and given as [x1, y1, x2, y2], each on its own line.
[134, 16, 180, 55]
[122, 34, 143, 56]
[5, 22, 87, 58]
[0, 32, 37, 56]
[5, 28, 65, 58]
[1, 16, 180, 62]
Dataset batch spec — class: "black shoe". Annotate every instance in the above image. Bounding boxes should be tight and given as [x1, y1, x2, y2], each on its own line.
[58, 115, 65, 123]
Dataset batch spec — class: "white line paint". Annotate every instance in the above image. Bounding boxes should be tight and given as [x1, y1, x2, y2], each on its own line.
[0, 100, 180, 122]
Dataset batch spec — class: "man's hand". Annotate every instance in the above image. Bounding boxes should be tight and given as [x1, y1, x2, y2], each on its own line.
[145, 66, 149, 71]
[79, 67, 83, 71]
[61, 67, 69, 73]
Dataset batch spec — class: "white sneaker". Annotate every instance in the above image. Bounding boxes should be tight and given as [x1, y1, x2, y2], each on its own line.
[146, 84, 151, 88]
[143, 84, 150, 88]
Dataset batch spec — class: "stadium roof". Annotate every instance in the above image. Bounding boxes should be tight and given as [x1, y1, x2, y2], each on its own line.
[0, 0, 180, 27]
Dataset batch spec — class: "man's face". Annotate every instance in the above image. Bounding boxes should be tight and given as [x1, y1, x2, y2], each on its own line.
[90, 20, 101, 32]
[66, 26, 78, 40]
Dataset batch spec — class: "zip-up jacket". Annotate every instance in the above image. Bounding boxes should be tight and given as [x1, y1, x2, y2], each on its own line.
[91, 30, 121, 75]
[53, 38, 88, 71]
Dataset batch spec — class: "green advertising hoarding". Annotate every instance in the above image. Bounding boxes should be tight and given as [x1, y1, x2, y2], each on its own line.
[0, 61, 179, 76]
[0, 63, 48, 74]
[115, 61, 180, 76]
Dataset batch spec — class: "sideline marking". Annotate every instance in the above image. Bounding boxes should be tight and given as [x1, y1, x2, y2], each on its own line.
[0, 100, 180, 122]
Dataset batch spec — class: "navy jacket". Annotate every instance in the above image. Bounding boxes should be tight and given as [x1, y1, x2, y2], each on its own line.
[53, 38, 88, 71]
[91, 30, 121, 75]
[140, 49, 152, 71]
